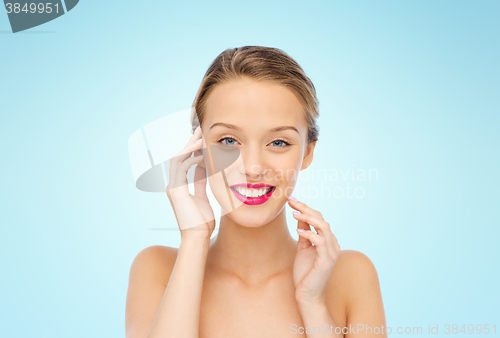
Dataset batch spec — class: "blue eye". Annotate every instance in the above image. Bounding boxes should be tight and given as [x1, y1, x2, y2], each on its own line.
[218, 137, 239, 146]
[217, 137, 291, 147]
[270, 139, 291, 147]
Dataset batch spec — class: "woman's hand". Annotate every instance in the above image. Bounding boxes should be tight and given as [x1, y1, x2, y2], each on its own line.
[166, 126, 215, 241]
[288, 196, 341, 307]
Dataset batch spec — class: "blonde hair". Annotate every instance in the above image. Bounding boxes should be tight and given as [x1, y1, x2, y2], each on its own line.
[191, 46, 319, 143]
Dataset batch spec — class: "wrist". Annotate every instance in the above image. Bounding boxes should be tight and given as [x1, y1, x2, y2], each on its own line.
[296, 299, 330, 321]
[296, 295, 327, 311]
[180, 234, 211, 248]
[180, 227, 212, 242]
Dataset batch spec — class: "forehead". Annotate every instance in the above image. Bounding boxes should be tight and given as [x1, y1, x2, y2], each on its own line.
[203, 77, 306, 131]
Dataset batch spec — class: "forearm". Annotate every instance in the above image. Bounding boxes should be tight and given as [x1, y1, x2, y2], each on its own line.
[297, 301, 344, 338]
[147, 238, 209, 338]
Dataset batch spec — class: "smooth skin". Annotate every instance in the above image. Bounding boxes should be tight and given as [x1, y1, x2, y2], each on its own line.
[125, 76, 387, 338]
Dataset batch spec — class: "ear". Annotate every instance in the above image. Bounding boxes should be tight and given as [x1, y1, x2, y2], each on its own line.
[301, 141, 317, 171]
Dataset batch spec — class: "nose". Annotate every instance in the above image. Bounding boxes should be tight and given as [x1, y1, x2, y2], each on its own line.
[238, 146, 268, 180]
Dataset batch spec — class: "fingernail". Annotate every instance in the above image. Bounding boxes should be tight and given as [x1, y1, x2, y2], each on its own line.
[195, 139, 202, 143]
[195, 126, 201, 132]
[288, 195, 298, 202]
[292, 211, 301, 215]
[296, 229, 305, 232]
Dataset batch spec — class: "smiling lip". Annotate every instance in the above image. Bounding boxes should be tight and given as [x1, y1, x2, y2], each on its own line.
[229, 183, 276, 205]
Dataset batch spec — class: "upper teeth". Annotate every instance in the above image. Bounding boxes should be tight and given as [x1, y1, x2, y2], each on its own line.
[232, 186, 272, 198]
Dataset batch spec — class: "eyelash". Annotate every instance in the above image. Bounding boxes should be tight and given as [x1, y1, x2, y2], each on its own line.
[217, 137, 292, 148]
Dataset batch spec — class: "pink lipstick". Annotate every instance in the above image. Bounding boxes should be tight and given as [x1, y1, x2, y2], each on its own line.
[229, 183, 276, 205]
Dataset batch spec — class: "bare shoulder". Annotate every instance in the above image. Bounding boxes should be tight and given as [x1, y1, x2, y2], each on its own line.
[328, 250, 386, 328]
[326, 250, 381, 305]
[128, 245, 179, 286]
[331, 249, 381, 293]
[125, 245, 179, 338]
[334, 249, 379, 275]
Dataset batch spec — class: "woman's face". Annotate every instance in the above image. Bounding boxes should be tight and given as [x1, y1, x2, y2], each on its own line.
[201, 76, 316, 227]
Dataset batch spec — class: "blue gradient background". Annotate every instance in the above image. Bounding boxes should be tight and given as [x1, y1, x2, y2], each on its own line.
[1, 1, 498, 336]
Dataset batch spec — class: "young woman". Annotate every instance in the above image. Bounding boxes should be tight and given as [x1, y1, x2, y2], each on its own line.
[125, 46, 387, 338]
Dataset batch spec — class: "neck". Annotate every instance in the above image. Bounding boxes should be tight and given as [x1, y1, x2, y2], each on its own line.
[208, 207, 297, 286]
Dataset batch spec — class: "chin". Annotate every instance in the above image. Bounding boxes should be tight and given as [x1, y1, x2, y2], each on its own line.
[223, 207, 277, 228]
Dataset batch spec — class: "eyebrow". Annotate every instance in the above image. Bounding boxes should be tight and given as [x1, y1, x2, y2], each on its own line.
[210, 122, 299, 134]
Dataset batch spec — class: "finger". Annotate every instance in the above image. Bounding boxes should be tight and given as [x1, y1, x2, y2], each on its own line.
[171, 155, 204, 190]
[173, 126, 203, 159]
[188, 126, 203, 145]
[179, 155, 204, 173]
[189, 125, 202, 141]
[292, 212, 331, 238]
[294, 212, 312, 250]
[193, 163, 209, 200]
[288, 197, 324, 220]
[174, 139, 204, 162]
[192, 125, 202, 137]
[292, 211, 311, 231]
[292, 212, 337, 258]
[296, 230, 331, 265]
[194, 147, 204, 162]
[297, 230, 313, 251]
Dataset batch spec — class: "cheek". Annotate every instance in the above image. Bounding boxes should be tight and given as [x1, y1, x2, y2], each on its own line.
[269, 151, 303, 185]
[207, 173, 237, 211]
